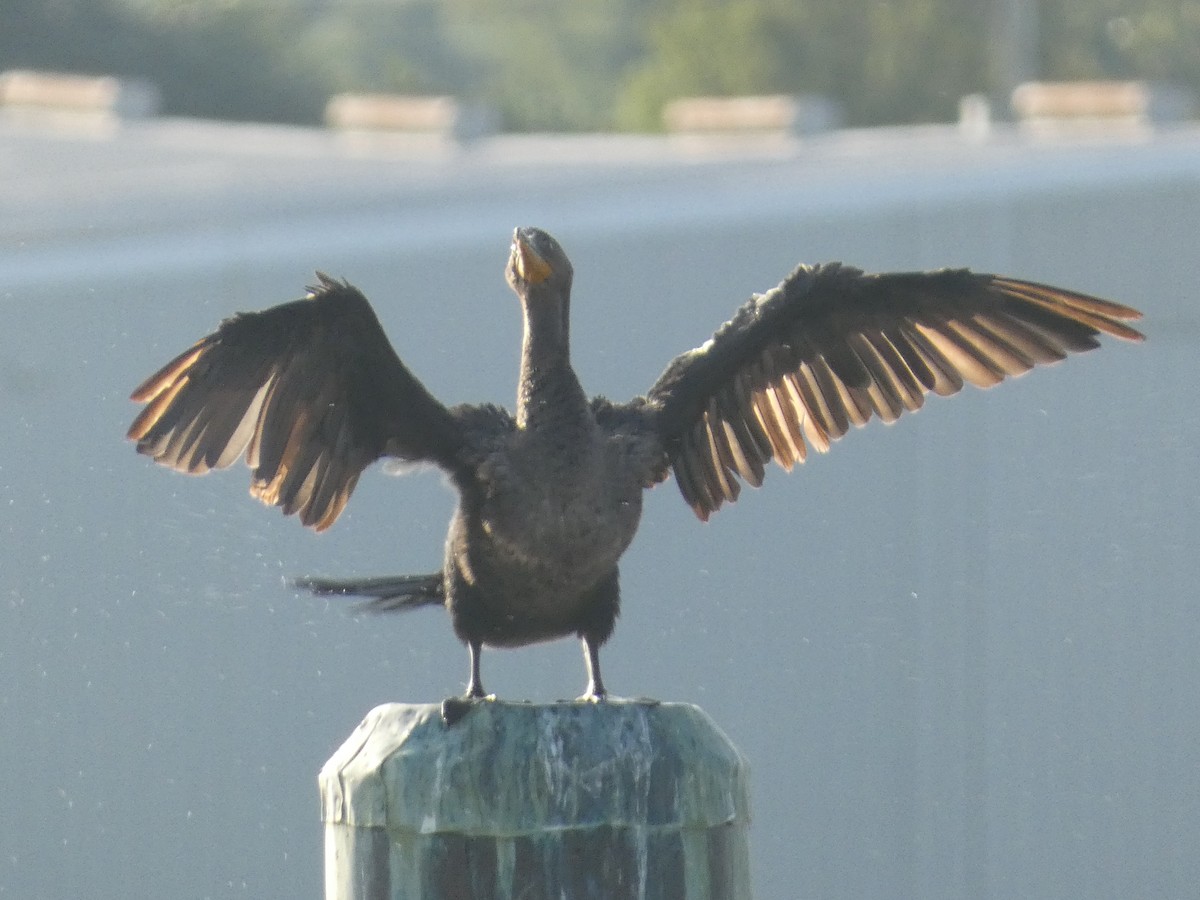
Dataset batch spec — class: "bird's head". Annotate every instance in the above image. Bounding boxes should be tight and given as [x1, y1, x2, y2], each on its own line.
[506, 227, 573, 300]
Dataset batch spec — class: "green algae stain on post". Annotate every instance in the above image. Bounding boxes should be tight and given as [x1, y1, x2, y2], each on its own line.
[320, 701, 752, 899]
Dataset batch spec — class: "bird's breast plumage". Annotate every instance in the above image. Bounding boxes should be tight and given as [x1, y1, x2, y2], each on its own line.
[447, 418, 643, 629]
[489, 424, 640, 565]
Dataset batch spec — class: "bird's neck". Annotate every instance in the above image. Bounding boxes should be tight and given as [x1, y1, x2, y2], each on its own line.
[517, 296, 586, 430]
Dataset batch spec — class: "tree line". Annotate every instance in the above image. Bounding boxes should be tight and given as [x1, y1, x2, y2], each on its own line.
[4, 0, 1197, 131]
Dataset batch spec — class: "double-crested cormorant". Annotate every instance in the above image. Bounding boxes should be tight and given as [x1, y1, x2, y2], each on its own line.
[128, 227, 1143, 704]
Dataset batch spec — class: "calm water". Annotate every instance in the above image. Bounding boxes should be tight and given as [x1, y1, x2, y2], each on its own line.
[3, 120, 1198, 899]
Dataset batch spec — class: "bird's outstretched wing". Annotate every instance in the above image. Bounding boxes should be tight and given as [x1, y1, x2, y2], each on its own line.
[644, 264, 1144, 520]
[127, 274, 466, 531]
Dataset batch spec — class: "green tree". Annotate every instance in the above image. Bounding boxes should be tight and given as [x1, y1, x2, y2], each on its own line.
[1041, 0, 1200, 87]
[2, 0, 150, 75]
[6, 0, 1200, 131]
[615, 0, 986, 130]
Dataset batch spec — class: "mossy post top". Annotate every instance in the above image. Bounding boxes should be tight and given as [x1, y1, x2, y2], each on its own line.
[320, 700, 751, 836]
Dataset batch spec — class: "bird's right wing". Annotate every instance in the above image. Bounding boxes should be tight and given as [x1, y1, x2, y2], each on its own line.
[127, 274, 466, 531]
[643, 263, 1143, 520]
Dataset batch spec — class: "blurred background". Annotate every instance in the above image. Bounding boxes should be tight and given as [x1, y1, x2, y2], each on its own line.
[3, 2, 1199, 899]
[6, 0, 1200, 131]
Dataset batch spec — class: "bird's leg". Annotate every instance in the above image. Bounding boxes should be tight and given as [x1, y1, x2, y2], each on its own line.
[442, 641, 489, 726]
[465, 639, 487, 699]
[578, 636, 608, 702]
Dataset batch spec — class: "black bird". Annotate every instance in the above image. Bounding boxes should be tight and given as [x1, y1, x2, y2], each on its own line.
[128, 227, 1143, 703]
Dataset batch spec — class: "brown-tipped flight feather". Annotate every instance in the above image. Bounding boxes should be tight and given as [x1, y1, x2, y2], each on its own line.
[647, 264, 1143, 520]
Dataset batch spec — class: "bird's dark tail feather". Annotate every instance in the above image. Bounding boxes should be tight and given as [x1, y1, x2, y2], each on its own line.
[294, 573, 445, 614]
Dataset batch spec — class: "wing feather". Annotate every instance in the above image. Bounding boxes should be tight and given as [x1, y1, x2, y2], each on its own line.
[897, 324, 965, 396]
[127, 276, 467, 531]
[785, 370, 832, 451]
[645, 263, 1143, 519]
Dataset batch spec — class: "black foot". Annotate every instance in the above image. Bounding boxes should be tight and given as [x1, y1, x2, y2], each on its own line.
[441, 696, 475, 726]
[440, 692, 494, 726]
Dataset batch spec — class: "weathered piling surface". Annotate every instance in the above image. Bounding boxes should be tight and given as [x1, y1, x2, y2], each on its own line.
[320, 700, 751, 900]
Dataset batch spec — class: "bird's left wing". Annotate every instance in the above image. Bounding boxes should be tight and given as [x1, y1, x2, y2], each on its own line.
[644, 263, 1143, 520]
[127, 274, 466, 531]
